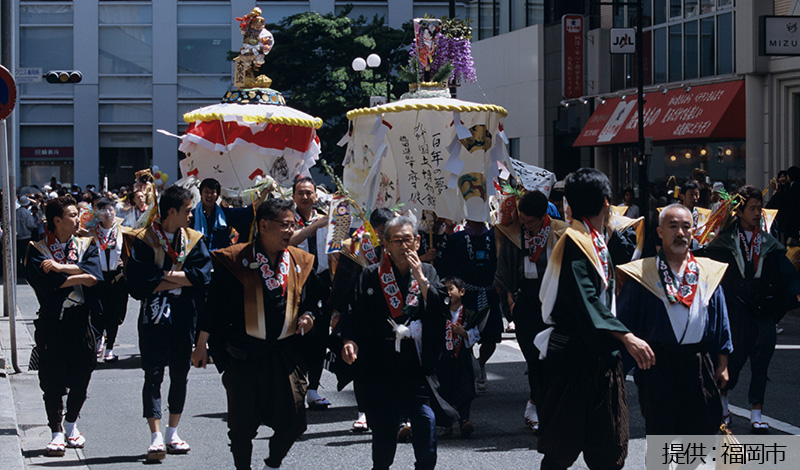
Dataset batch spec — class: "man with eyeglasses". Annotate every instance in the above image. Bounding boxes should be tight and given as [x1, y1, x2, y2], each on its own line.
[192, 198, 318, 470]
[341, 216, 448, 470]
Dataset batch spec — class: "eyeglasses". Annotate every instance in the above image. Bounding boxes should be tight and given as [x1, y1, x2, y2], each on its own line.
[390, 237, 416, 246]
[269, 219, 297, 231]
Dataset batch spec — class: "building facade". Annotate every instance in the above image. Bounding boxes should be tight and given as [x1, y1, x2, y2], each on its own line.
[460, 0, 800, 202]
[11, 0, 470, 188]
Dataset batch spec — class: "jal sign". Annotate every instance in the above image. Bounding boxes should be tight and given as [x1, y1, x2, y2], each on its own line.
[762, 16, 800, 56]
[562, 14, 584, 99]
[611, 28, 636, 54]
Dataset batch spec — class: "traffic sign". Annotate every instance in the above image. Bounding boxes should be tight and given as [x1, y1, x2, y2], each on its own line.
[0, 66, 17, 121]
[15, 67, 42, 83]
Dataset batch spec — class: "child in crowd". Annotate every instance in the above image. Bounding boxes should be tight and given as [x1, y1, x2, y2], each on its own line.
[437, 276, 482, 437]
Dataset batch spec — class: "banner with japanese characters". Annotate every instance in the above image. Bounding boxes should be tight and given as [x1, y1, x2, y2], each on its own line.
[342, 98, 512, 223]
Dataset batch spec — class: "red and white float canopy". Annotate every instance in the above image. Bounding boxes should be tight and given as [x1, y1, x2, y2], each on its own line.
[178, 90, 323, 191]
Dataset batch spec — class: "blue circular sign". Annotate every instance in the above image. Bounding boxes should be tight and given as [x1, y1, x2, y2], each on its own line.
[0, 65, 18, 121]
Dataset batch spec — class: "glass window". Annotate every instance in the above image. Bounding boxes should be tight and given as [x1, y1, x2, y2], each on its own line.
[99, 26, 153, 74]
[717, 12, 733, 74]
[718, 0, 732, 9]
[178, 4, 230, 23]
[626, 2, 638, 28]
[613, 4, 625, 28]
[20, 126, 73, 148]
[99, 77, 153, 97]
[178, 27, 231, 74]
[669, 24, 682, 82]
[670, 0, 682, 18]
[654, 27, 667, 83]
[21, 27, 73, 69]
[641, 0, 652, 28]
[685, 0, 699, 18]
[479, 1, 496, 39]
[700, 17, 714, 76]
[527, 0, 544, 26]
[99, 103, 153, 123]
[700, 0, 715, 14]
[654, 0, 667, 25]
[684, 20, 698, 79]
[178, 76, 232, 98]
[20, 4, 73, 24]
[99, 4, 152, 24]
[19, 104, 73, 123]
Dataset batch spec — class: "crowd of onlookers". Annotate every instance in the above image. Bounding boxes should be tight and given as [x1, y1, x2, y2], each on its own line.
[0, 176, 151, 273]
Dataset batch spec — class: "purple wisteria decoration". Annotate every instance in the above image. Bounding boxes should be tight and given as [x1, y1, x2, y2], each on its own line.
[402, 17, 477, 86]
[432, 36, 477, 84]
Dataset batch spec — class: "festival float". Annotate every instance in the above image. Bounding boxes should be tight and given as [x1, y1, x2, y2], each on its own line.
[340, 17, 514, 224]
[171, 7, 323, 193]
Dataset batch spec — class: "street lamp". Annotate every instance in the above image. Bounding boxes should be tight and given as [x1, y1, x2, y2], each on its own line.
[352, 53, 385, 106]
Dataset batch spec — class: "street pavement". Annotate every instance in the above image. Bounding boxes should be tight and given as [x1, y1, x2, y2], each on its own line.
[1, 279, 800, 469]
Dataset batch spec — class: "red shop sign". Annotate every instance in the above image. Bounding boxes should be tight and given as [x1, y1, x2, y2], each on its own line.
[562, 15, 584, 100]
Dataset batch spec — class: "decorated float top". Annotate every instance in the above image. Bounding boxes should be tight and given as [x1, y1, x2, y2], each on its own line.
[341, 17, 512, 223]
[176, 7, 322, 191]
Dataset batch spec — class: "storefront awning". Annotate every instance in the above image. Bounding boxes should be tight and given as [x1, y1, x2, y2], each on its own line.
[573, 80, 745, 147]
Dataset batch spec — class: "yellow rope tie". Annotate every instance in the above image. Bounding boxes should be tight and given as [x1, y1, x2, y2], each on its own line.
[183, 112, 322, 129]
[346, 102, 509, 120]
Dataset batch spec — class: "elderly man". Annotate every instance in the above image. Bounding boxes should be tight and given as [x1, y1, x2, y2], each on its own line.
[24, 195, 101, 456]
[192, 198, 318, 470]
[341, 216, 447, 470]
[533, 168, 654, 470]
[617, 203, 732, 435]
